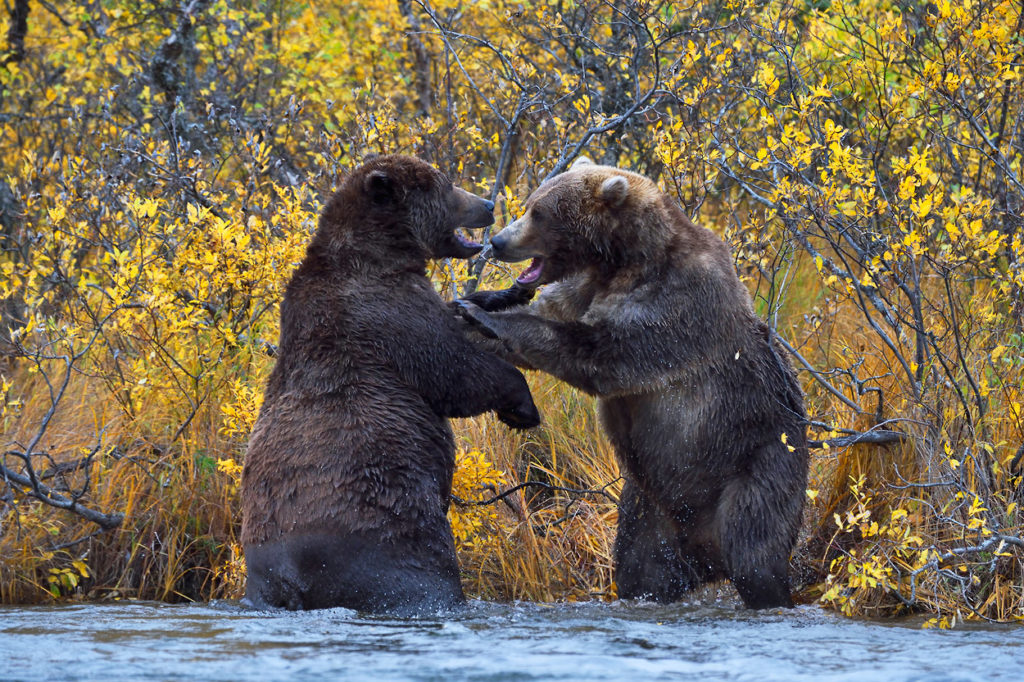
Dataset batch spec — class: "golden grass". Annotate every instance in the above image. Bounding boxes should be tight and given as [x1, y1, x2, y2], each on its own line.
[0, 365, 242, 604]
[0, 363, 624, 605]
[2, 261, 1021, 622]
[452, 373, 620, 602]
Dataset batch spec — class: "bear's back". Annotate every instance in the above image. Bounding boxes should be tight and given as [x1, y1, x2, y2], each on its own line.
[241, 263, 455, 546]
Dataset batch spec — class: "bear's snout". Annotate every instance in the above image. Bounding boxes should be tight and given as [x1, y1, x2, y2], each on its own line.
[491, 229, 510, 255]
[488, 219, 537, 263]
[454, 188, 496, 229]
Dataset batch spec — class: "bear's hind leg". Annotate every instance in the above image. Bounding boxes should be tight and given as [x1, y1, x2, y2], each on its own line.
[243, 541, 309, 610]
[614, 478, 694, 602]
[715, 464, 800, 609]
[727, 551, 793, 610]
[245, 531, 464, 614]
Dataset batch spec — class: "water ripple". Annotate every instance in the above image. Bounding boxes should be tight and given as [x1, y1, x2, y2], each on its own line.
[0, 600, 1020, 681]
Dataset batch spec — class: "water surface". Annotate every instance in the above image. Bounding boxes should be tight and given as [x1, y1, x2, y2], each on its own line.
[1, 599, 1020, 681]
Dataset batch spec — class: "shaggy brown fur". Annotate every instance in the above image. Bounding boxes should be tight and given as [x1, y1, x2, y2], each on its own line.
[241, 155, 539, 614]
[460, 158, 808, 609]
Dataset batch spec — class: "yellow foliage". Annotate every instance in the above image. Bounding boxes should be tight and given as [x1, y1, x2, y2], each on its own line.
[1, 0, 1022, 624]
[448, 449, 507, 547]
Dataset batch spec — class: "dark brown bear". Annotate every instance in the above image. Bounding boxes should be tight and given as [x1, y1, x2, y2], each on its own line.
[241, 154, 540, 614]
[459, 158, 808, 609]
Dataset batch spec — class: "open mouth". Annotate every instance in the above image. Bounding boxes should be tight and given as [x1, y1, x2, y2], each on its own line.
[515, 257, 544, 286]
[438, 229, 484, 259]
[455, 231, 483, 251]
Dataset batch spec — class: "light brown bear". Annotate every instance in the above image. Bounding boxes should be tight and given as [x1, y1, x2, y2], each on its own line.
[458, 158, 808, 608]
[241, 155, 540, 614]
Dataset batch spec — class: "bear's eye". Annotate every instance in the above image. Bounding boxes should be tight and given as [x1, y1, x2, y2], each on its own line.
[531, 207, 545, 222]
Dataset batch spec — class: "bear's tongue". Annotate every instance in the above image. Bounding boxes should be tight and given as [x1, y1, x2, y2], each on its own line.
[516, 258, 544, 285]
[455, 232, 482, 249]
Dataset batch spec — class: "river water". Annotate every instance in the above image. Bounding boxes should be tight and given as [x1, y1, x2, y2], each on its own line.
[1, 598, 1021, 681]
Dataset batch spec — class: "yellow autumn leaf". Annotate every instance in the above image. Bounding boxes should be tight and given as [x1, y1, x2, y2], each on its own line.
[913, 194, 933, 218]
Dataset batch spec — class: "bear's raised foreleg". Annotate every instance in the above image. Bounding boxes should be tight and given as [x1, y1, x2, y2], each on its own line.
[460, 283, 536, 312]
[369, 299, 540, 429]
[455, 301, 690, 397]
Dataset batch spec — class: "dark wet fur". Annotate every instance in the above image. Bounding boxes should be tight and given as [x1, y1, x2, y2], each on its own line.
[241, 155, 539, 614]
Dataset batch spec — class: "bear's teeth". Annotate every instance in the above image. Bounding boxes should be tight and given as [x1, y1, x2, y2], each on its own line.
[516, 258, 544, 285]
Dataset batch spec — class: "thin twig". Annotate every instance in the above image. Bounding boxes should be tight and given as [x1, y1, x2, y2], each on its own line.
[452, 478, 621, 507]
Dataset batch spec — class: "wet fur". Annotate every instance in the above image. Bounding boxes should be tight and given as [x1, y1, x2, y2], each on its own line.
[241, 155, 539, 614]
[461, 161, 808, 609]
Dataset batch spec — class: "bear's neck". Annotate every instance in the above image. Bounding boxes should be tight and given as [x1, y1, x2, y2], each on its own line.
[308, 223, 429, 276]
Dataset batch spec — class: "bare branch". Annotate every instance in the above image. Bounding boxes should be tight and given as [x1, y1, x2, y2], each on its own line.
[774, 332, 862, 413]
[452, 478, 621, 507]
[2, 0, 30, 65]
[808, 429, 908, 450]
[1, 462, 123, 529]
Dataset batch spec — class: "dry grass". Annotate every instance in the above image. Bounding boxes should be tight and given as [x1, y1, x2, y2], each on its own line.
[0, 366, 242, 604]
[452, 373, 620, 602]
[3, 264, 1021, 622]
[0, 364, 623, 605]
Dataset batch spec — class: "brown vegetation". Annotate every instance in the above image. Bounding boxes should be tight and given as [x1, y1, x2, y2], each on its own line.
[1, 0, 1022, 626]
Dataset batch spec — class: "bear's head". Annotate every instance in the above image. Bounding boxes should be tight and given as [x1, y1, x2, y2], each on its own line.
[326, 154, 495, 260]
[489, 157, 668, 287]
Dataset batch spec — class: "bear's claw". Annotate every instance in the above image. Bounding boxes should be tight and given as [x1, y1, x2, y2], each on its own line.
[461, 284, 536, 312]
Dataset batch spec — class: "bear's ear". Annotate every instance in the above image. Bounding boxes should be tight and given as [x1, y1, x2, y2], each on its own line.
[364, 169, 394, 204]
[571, 156, 594, 170]
[362, 152, 381, 163]
[599, 175, 629, 208]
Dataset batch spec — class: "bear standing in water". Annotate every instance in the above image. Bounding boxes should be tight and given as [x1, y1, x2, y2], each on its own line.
[242, 155, 539, 614]
[459, 158, 808, 609]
